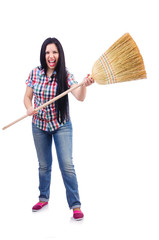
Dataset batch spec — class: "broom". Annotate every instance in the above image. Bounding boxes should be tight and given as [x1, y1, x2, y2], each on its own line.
[2, 33, 146, 130]
[91, 33, 146, 84]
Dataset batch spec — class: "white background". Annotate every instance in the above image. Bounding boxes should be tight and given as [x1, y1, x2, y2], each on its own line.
[0, 0, 159, 239]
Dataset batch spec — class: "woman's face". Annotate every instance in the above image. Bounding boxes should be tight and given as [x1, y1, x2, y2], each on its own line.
[45, 43, 59, 71]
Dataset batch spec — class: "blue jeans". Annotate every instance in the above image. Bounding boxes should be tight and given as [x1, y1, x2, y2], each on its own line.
[32, 120, 81, 209]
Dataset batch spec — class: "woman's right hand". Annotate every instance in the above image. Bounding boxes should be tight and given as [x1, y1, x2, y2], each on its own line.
[27, 106, 35, 116]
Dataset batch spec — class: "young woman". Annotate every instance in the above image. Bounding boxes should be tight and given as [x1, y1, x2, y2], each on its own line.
[24, 37, 94, 220]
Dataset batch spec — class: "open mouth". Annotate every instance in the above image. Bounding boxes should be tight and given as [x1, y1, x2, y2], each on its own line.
[48, 59, 56, 67]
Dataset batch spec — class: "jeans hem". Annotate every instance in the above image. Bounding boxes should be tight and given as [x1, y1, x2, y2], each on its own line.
[39, 198, 49, 202]
[70, 205, 81, 210]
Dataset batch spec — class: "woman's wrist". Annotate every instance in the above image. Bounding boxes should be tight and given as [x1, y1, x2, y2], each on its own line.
[27, 106, 35, 116]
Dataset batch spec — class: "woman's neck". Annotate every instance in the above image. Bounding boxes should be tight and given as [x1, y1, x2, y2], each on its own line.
[46, 69, 54, 78]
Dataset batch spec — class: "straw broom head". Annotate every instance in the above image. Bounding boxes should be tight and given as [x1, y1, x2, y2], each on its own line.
[91, 33, 147, 85]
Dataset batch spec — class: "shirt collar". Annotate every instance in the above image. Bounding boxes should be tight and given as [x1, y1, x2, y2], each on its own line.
[39, 66, 57, 78]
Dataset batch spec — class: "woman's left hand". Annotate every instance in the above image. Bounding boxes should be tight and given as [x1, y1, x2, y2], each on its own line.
[82, 74, 94, 87]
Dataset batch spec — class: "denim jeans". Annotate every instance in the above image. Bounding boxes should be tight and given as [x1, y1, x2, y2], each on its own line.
[32, 120, 81, 209]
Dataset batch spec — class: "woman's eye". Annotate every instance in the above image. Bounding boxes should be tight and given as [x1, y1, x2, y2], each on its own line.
[45, 51, 58, 55]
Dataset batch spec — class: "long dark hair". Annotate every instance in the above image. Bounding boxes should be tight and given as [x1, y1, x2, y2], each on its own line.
[40, 37, 69, 123]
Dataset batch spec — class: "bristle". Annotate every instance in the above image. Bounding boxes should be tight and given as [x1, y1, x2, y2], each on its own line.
[92, 33, 147, 85]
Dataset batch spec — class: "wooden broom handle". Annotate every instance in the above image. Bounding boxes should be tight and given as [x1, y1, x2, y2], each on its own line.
[2, 82, 84, 130]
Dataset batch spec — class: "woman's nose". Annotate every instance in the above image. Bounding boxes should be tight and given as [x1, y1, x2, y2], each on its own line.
[50, 53, 54, 58]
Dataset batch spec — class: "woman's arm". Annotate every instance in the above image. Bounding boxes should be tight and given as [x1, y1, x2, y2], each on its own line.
[24, 86, 34, 116]
[71, 75, 94, 101]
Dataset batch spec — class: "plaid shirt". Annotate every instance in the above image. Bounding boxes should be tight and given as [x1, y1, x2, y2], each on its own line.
[26, 66, 78, 131]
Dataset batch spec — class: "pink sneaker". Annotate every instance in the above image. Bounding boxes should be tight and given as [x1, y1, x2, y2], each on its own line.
[73, 210, 84, 221]
[32, 202, 48, 212]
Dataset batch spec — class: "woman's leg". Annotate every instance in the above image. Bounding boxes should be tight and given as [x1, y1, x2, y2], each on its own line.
[53, 121, 81, 209]
[32, 123, 53, 202]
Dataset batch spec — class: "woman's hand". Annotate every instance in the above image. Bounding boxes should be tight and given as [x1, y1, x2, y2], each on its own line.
[82, 74, 94, 87]
[27, 106, 35, 116]
[71, 74, 94, 101]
